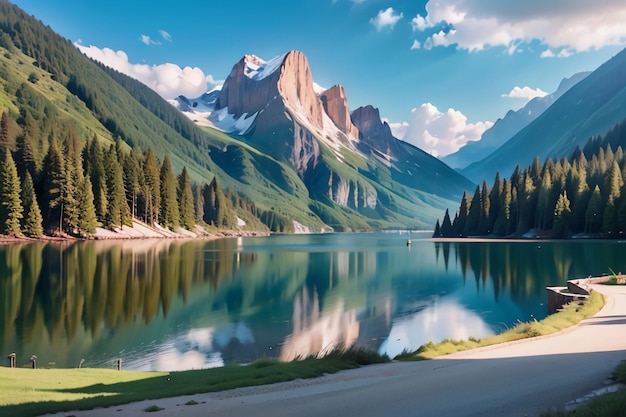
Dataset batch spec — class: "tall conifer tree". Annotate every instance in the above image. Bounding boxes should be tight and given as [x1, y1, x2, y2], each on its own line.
[159, 155, 180, 229]
[177, 167, 195, 230]
[0, 150, 23, 236]
[21, 171, 43, 237]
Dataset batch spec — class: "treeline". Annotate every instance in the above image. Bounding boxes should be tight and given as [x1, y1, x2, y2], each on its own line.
[434, 119, 626, 238]
[0, 109, 254, 237]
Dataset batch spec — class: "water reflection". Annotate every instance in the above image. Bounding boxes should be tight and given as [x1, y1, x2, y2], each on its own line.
[1, 235, 624, 370]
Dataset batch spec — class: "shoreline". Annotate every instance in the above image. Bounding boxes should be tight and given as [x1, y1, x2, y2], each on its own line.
[0, 220, 269, 245]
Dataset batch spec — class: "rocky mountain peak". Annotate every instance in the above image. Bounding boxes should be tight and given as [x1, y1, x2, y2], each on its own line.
[351, 105, 392, 140]
[214, 50, 324, 131]
[351, 105, 398, 156]
[320, 85, 359, 140]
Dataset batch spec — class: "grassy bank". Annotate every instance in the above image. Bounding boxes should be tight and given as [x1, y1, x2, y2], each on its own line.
[0, 348, 388, 417]
[396, 290, 605, 360]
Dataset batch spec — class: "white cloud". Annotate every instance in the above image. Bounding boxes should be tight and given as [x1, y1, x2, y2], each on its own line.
[414, 0, 626, 54]
[75, 43, 213, 99]
[370, 7, 403, 31]
[411, 14, 428, 31]
[158, 30, 172, 42]
[410, 40, 421, 50]
[502, 86, 548, 101]
[540, 49, 555, 58]
[391, 103, 492, 157]
[140, 35, 159, 46]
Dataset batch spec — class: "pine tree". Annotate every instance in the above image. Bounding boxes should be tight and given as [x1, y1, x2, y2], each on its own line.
[0, 150, 23, 236]
[194, 183, 205, 224]
[143, 149, 160, 225]
[432, 219, 441, 238]
[21, 171, 43, 237]
[454, 191, 469, 237]
[553, 191, 571, 238]
[177, 167, 195, 230]
[122, 150, 141, 219]
[86, 136, 108, 221]
[62, 128, 82, 234]
[159, 155, 180, 229]
[42, 136, 65, 232]
[78, 175, 97, 235]
[535, 169, 553, 230]
[465, 186, 481, 236]
[478, 180, 490, 235]
[585, 185, 603, 234]
[494, 179, 512, 236]
[440, 209, 453, 237]
[601, 161, 623, 235]
[488, 172, 502, 234]
[104, 146, 128, 229]
[15, 112, 40, 181]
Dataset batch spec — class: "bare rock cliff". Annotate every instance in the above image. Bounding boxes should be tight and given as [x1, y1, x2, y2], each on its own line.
[351, 105, 399, 157]
[320, 85, 359, 140]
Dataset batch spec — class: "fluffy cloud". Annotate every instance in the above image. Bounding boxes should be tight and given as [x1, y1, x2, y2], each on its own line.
[501, 86, 548, 101]
[391, 103, 493, 157]
[370, 7, 403, 31]
[75, 43, 216, 99]
[410, 40, 421, 50]
[412, 0, 626, 54]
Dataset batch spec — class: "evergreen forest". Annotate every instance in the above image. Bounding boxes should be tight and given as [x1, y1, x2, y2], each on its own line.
[0, 109, 262, 237]
[434, 120, 626, 238]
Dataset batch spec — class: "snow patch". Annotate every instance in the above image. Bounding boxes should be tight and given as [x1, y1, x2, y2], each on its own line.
[210, 107, 258, 135]
[244, 53, 288, 81]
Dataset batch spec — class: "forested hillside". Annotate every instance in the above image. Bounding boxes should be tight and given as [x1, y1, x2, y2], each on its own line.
[434, 120, 626, 238]
[0, 0, 468, 233]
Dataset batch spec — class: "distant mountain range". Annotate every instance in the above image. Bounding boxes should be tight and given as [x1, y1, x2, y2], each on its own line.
[442, 72, 590, 171]
[461, 48, 626, 183]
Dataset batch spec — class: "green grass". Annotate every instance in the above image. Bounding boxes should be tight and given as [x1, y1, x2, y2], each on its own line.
[0, 347, 388, 417]
[396, 290, 605, 360]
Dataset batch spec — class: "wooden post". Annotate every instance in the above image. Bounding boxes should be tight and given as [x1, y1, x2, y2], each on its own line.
[8, 353, 16, 368]
[117, 358, 123, 371]
[30, 355, 37, 369]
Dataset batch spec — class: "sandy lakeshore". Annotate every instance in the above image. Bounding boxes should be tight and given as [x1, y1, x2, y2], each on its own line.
[44, 283, 626, 417]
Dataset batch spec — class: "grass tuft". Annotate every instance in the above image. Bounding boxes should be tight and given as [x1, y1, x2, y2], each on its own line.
[143, 405, 164, 412]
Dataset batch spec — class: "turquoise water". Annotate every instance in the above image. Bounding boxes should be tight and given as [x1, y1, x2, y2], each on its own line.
[1, 233, 623, 371]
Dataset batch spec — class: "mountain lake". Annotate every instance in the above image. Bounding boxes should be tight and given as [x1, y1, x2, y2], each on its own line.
[1, 233, 624, 371]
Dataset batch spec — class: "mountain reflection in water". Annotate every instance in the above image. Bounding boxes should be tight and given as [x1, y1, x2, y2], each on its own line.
[1, 234, 624, 371]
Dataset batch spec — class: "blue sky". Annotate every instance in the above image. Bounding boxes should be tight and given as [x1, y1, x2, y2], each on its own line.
[11, 0, 626, 156]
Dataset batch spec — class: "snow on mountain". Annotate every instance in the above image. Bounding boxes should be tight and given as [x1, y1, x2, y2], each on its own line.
[243, 53, 288, 81]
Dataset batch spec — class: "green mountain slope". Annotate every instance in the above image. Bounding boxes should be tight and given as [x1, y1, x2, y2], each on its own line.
[462, 47, 626, 184]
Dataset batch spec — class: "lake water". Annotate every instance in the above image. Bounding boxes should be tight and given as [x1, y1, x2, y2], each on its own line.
[1, 233, 624, 371]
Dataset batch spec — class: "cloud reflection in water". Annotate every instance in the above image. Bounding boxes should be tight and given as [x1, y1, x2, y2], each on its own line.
[379, 297, 495, 359]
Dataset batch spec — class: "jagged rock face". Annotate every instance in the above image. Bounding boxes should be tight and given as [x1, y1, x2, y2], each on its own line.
[320, 85, 359, 140]
[277, 51, 324, 130]
[215, 51, 325, 175]
[215, 55, 281, 118]
[351, 105, 399, 157]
